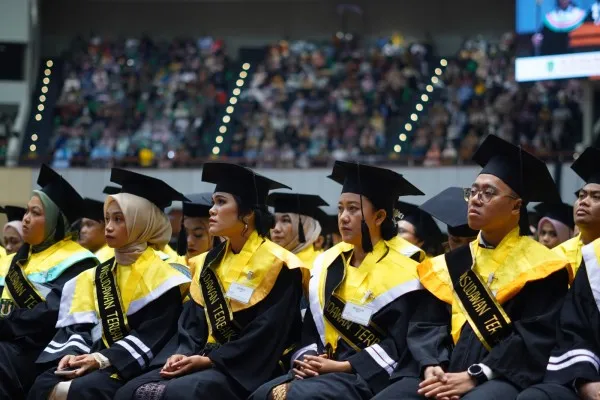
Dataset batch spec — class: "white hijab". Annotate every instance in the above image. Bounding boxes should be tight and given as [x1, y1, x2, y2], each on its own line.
[105, 193, 172, 265]
[287, 213, 322, 254]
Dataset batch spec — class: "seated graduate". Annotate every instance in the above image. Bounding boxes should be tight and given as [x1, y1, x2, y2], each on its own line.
[1, 205, 26, 257]
[534, 202, 574, 250]
[249, 161, 426, 400]
[79, 198, 112, 263]
[553, 147, 600, 283]
[516, 154, 600, 400]
[419, 187, 479, 252]
[113, 162, 306, 400]
[373, 135, 570, 400]
[394, 201, 444, 260]
[268, 193, 328, 268]
[176, 193, 215, 277]
[27, 168, 191, 400]
[0, 165, 98, 399]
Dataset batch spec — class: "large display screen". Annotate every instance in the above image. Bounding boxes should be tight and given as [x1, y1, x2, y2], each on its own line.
[515, 0, 600, 81]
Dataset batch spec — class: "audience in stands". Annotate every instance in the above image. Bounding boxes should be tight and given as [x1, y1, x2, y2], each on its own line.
[50, 36, 231, 168]
[46, 33, 582, 168]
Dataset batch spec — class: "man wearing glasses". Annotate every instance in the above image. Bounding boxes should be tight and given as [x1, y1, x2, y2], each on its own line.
[373, 134, 570, 400]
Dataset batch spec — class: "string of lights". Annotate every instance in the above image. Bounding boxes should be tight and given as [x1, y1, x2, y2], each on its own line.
[211, 62, 251, 157]
[29, 59, 54, 154]
[393, 58, 447, 154]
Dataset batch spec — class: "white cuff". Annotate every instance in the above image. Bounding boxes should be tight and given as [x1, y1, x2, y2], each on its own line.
[91, 352, 111, 369]
[479, 363, 497, 380]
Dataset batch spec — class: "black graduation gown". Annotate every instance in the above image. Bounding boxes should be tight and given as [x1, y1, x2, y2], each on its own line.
[114, 258, 303, 400]
[544, 258, 600, 388]
[250, 247, 425, 400]
[399, 268, 569, 390]
[0, 258, 96, 400]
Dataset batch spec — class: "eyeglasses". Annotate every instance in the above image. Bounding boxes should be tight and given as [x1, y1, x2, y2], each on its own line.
[463, 187, 519, 204]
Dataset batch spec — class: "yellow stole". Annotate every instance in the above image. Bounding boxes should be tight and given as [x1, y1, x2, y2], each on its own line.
[95, 245, 114, 264]
[418, 228, 568, 343]
[553, 234, 582, 283]
[313, 240, 421, 352]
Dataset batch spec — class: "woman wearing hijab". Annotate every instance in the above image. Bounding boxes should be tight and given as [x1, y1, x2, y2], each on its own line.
[114, 162, 306, 400]
[534, 202, 574, 249]
[250, 161, 426, 400]
[0, 165, 99, 399]
[1, 206, 26, 255]
[28, 169, 191, 400]
[268, 193, 328, 267]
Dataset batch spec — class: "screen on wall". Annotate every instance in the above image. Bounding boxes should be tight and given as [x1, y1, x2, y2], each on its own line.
[515, 0, 600, 81]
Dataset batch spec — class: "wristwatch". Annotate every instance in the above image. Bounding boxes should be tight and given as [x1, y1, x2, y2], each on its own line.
[467, 364, 488, 385]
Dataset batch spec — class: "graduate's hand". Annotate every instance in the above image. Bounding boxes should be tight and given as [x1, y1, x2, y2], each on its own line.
[303, 355, 352, 375]
[292, 358, 320, 380]
[418, 371, 475, 399]
[57, 355, 75, 372]
[417, 366, 448, 398]
[67, 354, 100, 377]
[161, 354, 187, 373]
[579, 381, 600, 400]
[159, 355, 211, 378]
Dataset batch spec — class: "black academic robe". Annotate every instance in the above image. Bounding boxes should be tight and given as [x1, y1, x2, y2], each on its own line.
[250, 242, 425, 400]
[27, 287, 182, 400]
[0, 258, 96, 400]
[114, 243, 304, 400]
[544, 249, 600, 388]
[402, 268, 568, 390]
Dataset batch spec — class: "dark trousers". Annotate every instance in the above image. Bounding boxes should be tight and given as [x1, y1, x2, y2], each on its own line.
[516, 383, 579, 400]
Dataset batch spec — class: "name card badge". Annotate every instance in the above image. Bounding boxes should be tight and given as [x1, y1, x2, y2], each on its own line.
[342, 302, 374, 326]
[226, 282, 254, 304]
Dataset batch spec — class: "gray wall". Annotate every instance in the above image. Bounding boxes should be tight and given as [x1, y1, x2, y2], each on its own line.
[41, 0, 515, 56]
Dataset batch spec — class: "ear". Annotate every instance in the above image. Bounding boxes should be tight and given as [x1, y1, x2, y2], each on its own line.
[512, 198, 522, 214]
[374, 209, 387, 227]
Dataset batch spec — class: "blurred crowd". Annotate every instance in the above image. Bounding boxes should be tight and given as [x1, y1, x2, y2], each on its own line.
[45, 33, 582, 168]
[50, 36, 231, 168]
[0, 112, 16, 163]
[412, 33, 583, 167]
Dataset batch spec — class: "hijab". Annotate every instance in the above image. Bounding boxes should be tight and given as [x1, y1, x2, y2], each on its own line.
[3, 220, 23, 239]
[537, 216, 572, 245]
[31, 190, 70, 252]
[105, 193, 171, 265]
[285, 213, 322, 254]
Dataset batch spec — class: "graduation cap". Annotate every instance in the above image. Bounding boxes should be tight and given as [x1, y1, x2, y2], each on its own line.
[396, 200, 444, 247]
[81, 198, 105, 223]
[328, 161, 424, 252]
[202, 162, 290, 206]
[110, 168, 189, 211]
[103, 185, 121, 195]
[571, 147, 600, 184]
[0, 206, 26, 223]
[177, 192, 214, 256]
[267, 193, 329, 243]
[473, 134, 560, 203]
[314, 208, 339, 236]
[419, 187, 479, 238]
[37, 164, 85, 224]
[533, 202, 574, 230]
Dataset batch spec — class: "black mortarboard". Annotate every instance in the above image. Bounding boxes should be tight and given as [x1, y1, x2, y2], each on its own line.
[534, 202, 574, 230]
[268, 193, 329, 243]
[419, 187, 479, 238]
[37, 164, 85, 223]
[328, 161, 424, 252]
[396, 200, 443, 250]
[81, 198, 105, 222]
[202, 162, 290, 206]
[103, 185, 121, 195]
[328, 161, 424, 212]
[110, 168, 189, 211]
[473, 135, 560, 203]
[183, 193, 213, 218]
[571, 147, 600, 184]
[177, 192, 214, 256]
[0, 206, 26, 223]
[314, 208, 338, 236]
